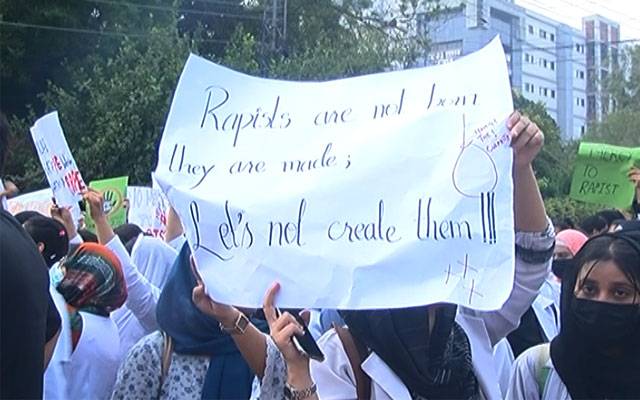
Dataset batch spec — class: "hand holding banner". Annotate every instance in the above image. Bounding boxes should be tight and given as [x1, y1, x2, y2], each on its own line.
[154, 36, 515, 310]
[30, 112, 86, 223]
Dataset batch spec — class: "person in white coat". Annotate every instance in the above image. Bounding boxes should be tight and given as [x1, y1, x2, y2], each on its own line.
[191, 111, 555, 400]
[506, 228, 640, 400]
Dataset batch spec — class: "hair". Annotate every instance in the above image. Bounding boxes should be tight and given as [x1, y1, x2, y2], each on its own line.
[78, 228, 99, 243]
[0, 111, 8, 174]
[554, 217, 576, 232]
[596, 209, 626, 225]
[579, 214, 608, 236]
[23, 216, 69, 268]
[14, 210, 44, 224]
[573, 234, 640, 299]
[114, 223, 143, 246]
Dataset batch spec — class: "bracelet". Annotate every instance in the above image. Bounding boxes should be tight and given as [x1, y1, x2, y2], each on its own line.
[284, 382, 317, 400]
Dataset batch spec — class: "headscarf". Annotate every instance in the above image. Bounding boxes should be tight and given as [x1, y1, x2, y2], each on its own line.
[550, 231, 640, 399]
[131, 234, 176, 289]
[340, 305, 478, 399]
[556, 229, 588, 256]
[156, 244, 257, 399]
[57, 242, 127, 316]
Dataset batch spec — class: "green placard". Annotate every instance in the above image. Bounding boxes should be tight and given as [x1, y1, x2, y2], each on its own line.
[84, 176, 129, 231]
[569, 142, 640, 209]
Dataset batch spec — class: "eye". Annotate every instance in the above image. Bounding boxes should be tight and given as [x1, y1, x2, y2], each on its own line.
[613, 287, 632, 299]
[580, 282, 598, 297]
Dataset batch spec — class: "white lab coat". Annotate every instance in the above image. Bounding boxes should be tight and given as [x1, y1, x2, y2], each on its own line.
[506, 344, 570, 400]
[43, 283, 73, 400]
[531, 277, 560, 341]
[112, 235, 176, 360]
[310, 229, 554, 400]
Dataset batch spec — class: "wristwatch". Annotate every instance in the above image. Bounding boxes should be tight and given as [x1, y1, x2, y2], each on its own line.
[284, 382, 317, 400]
[219, 312, 249, 335]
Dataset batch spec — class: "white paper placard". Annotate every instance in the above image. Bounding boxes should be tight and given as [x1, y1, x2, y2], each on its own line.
[154, 36, 515, 310]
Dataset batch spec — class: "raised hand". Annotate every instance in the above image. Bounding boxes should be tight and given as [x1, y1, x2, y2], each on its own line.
[507, 111, 544, 169]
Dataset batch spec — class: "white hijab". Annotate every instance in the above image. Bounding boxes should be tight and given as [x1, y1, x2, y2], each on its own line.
[113, 234, 178, 361]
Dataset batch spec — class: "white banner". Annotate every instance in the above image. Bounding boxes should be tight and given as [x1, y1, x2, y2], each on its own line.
[30, 112, 86, 222]
[7, 188, 53, 217]
[127, 186, 169, 239]
[154, 36, 515, 310]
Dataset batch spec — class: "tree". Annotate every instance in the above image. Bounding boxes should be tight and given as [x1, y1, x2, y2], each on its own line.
[4, 0, 443, 191]
[584, 45, 640, 146]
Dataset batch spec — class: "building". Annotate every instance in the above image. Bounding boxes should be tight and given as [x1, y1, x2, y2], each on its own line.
[582, 15, 620, 124]
[417, 0, 598, 140]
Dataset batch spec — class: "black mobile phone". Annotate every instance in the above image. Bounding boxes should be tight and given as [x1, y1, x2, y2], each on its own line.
[273, 308, 325, 363]
[290, 312, 325, 362]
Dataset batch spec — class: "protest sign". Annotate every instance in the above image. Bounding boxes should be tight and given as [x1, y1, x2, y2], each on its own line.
[84, 176, 129, 231]
[30, 112, 86, 222]
[7, 188, 53, 216]
[154, 36, 515, 310]
[127, 186, 168, 239]
[570, 142, 640, 209]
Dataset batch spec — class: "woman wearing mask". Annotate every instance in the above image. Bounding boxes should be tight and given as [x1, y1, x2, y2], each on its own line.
[551, 229, 588, 279]
[57, 242, 128, 399]
[507, 229, 640, 399]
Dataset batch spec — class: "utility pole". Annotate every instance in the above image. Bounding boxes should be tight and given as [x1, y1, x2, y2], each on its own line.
[261, 0, 288, 65]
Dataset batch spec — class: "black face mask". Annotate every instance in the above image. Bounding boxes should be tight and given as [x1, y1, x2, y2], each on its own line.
[572, 298, 640, 347]
[552, 258, 573, 279]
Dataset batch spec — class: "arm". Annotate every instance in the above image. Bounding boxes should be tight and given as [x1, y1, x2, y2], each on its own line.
[629, 167, 640, 218]
[191, 263, 267, 378]
[84, 189, 161, 331]
[460, 111, 554, 345]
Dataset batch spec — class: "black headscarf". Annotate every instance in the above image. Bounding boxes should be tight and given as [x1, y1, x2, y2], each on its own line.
[340, 304, 478, 399]
[156, 244, 258, 399]
[550, 230, 640, 399]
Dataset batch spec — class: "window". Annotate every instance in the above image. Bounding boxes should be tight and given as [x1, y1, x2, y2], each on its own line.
[550, 61, 555, 70]
[576, 44, 585, 53]
[581, 125, 585, 135]
[550, 33, 555, 42]
[525, 83, 534, 93]
[542, 59, 548, 68]
[539, 87, 548, 96]
[528, 25, 534, 34]
[576, 70, 585, 79]
[551, 90, 556, 98]
[525, 53, 531, 63]
[540, 29, 547, 39]
[576, 97, 585, 107]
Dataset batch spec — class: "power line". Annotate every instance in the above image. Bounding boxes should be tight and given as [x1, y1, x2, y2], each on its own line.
[85, 0, 262, 20]
[0, 20, 230, 43]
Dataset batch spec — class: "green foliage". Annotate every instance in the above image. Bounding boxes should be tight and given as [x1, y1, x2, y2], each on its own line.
[584, 45, 640, 146]
[513, 91, 574, 198]
[28, 28, 192, 188]
[544, 196, 602, 228]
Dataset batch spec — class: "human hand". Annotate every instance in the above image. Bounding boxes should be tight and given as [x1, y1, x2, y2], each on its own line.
[50, 201, 77, 239]
[82, 188, 107, 222]
[190, 256, 239, 327]
[507, 111, 544, 169]
[262, 282, 311, 375]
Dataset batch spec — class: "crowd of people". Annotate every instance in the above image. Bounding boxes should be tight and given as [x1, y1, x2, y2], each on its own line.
[1, 107, 639, 400]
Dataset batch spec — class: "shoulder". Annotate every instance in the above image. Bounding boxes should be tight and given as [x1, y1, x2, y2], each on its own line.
[124, 331, 164, 367]
[512, 343, 552, 386]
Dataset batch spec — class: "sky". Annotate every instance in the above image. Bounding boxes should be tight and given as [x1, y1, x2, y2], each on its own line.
[514, 0, 640, 43]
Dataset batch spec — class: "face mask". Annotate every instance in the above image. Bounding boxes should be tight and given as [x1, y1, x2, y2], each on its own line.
[49, 264, 65, 289]
[571, 298, 640, 346]
[552, 258, 573, 279]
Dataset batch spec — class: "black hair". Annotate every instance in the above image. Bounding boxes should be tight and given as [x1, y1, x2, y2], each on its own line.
[23, 216, 69, 268]
[555, 217, 575, 232]
[114, 223, 142, 246]
[596, 209, 626, 225]
[78, 228, 98, 243]
[14, 210, 44, 224]
[573, 232, 640, 300]
[579, 214, 608, 236]
[0, 111, 8, 174]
